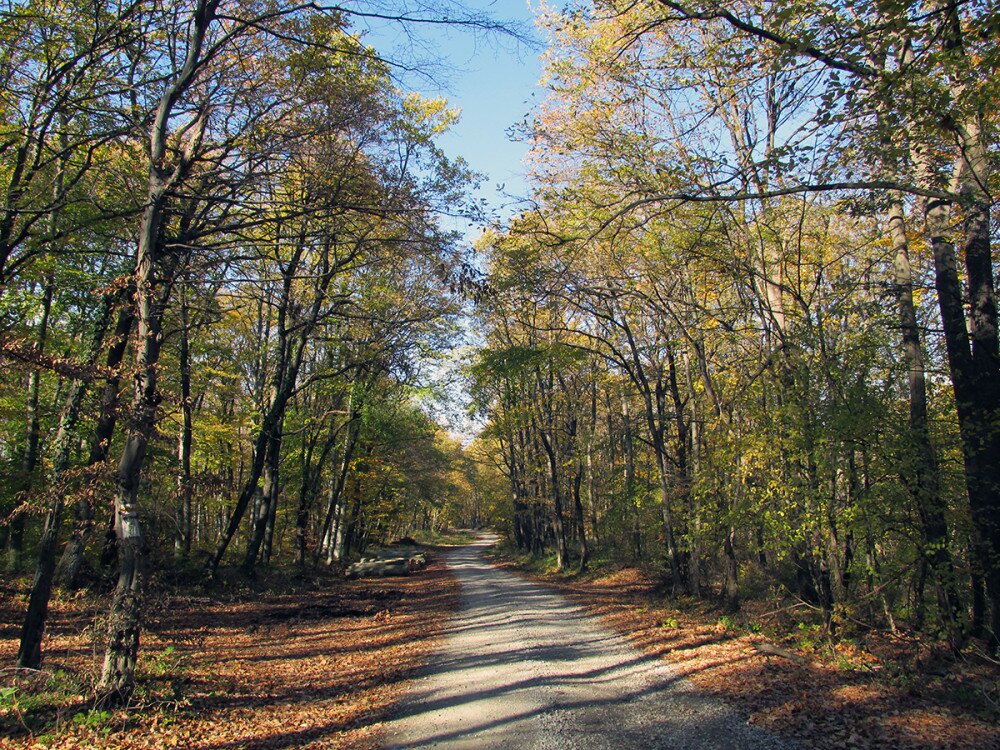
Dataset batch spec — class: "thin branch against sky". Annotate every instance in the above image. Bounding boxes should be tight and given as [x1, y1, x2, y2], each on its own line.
[360, 0, 545, 232]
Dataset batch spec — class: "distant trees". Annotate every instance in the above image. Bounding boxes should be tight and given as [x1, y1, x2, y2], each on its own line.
[472, 0, 999, 650]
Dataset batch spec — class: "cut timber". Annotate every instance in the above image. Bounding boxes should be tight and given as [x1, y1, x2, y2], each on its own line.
[346, 557, 410, 579]
[752, 642, 807, 664]
[346, 547, 432, 578]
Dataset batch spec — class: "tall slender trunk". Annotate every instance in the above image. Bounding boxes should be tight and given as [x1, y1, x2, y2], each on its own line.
[261, 486, 279, 565]
[342, 474, 366, 560]
[640, 374, 684, 588]
[8, 279, 54, 571]
[295, 457, 314, 569]
[98, 203, 170, 705]
[723, 525, 739, 612]
[652, 441, 683, 590]
[954, 125, 1000, 648]
[316, 395, 360, 565]
[901, 15, 1000, 648]
[622, 396, 641, 559]
[503, 427, 527, 549]
[98, 0, 217, 703]
[294, 426, 333, 569]
[175, 281, 193, 558]
[572, 461, 588, 571]
[209, 239, 341, 575]
[17, 300, 111, 667]
[210, 408, 276, 576]
[59, 298, 134, 588]
[924, 181, 1000, 648]
[537, 424, 567, 570]
[620, 319, 684, 587]
[534, 364, 568, 570]
[887, 194, 962, 643]
[243, 428, 281, 576]
[585, 373, 599, 545]
[666, 347, 695, 592]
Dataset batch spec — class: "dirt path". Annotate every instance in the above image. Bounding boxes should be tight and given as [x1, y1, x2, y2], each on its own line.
[382, 536, 796, 749]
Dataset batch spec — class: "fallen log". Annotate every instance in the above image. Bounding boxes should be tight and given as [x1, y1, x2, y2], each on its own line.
[752, 641, 808, 664]
[346, 557, 410, 579]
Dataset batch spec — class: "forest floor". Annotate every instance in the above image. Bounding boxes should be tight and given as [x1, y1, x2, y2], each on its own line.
[487, 547, 1000, 750]
[0, 553, 459, 749]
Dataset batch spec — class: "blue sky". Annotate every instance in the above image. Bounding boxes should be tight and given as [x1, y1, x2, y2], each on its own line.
[423, 1, 544, 226]
[357, 1, 545, 232]
[353, 1, 547, 439]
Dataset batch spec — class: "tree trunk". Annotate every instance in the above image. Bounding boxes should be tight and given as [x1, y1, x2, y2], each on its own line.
[294, 432, 326, 570]
[622, 397, 642, 559]
[175, 280, 193, 558]
[955, 126, 1000, 651]
[537, 423, 567, 570]
[723, 525, 739, 612]
[59, 296, 134, 588]
[8, 279, 54, 571]
[903, 14, 1000, 647]
[295, 475, 312, 569]
[652, 436, 683, 591]
[586, 375, 600, 546]
[243, 429, 281, 576]
[17, 297, 112, 667]
[261, 463, 280, 565]
[666, 347, 696, 593]
[316, 407, 359, 566]
[635, 369, 684, 588]
[98, 203, 169, 705]
[98, 0, 218, 703]
[925, 187, 1000, 650]
[886, 195, 963, 642]
[573, 462, 588, 572]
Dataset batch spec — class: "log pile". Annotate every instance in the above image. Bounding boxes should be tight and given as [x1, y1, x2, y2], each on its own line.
[345, 547, 431, 579]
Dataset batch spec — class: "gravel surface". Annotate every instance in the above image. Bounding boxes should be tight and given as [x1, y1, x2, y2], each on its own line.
[382, 535, 799, 749]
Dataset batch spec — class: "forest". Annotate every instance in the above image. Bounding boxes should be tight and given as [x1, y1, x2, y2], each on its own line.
[0, 0, 487, 710]
[469, 0, 1000, 656]
[1, 0, 999, 744]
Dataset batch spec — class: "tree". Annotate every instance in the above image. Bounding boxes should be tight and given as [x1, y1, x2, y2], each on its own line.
[496, 0, 998, 647]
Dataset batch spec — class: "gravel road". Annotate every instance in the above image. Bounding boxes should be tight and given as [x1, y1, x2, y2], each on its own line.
[382, 535, 797, 749]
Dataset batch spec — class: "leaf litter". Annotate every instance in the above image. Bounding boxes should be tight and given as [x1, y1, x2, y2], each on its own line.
[0, 561, 458, 749]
